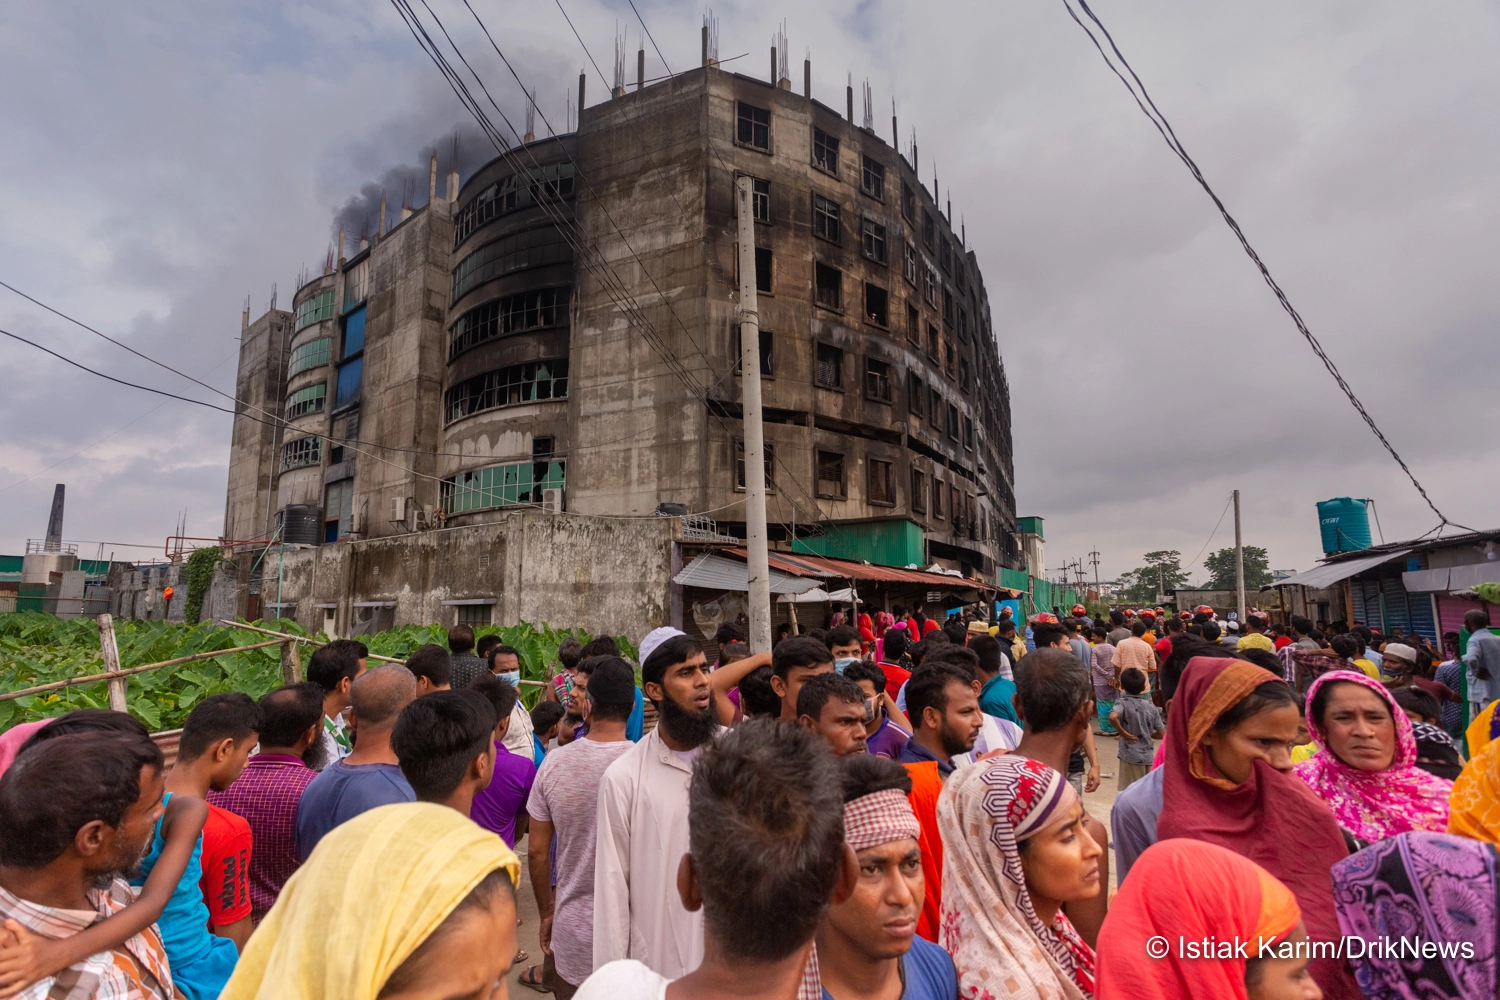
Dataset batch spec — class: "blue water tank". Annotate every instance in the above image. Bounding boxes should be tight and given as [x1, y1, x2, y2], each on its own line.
[1317, 498, 1372, 555]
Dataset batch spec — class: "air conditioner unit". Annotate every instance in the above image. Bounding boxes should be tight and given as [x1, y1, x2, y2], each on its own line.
[390, 497, 408, 525]
[351, 502, 367, 534]
[413, 507, 429, 530]
[542, 488, 564, 514]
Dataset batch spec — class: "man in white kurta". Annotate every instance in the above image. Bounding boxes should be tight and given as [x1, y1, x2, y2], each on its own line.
[592, 721, 708, 979]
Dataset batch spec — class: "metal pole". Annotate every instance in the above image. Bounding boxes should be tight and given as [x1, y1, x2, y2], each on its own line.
[735, 175, 772, 654]
[97, 613, 129, 713]
[1234, 488, 1246, 621]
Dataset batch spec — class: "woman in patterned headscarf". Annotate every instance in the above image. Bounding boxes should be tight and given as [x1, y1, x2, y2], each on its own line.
[1332, 831, 1498, 1000]
[938, 754, 1101, 1000]
[1294, 670, 1452, 842]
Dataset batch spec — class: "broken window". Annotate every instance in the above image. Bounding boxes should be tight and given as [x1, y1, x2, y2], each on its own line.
[903, 241, 918, 286]
[864, 284, 888, 328]
[865, 357, 892, 401]
[736, 440, 775, 490]
[817, 451, 845, 497]
[906, 303, 920, 343]
[901, 181, 915, 222]
[815, 263, 842, 310]
[869, 460, 894, 506]
[911, 468, 927, 513]
[751, 177, 771, 222]
[815, 342, 843, 389]
[908, 371, 924, 419]
[861, 156, 884, 200]
[813, 195, 841, 243]
[861, 218, 887, 264]
[738, 102, 770, 149]
[755, 247, 772, 293]
[922, 210, 935, 249]
[931, 476, 944, 518]
[924, 265, 937, 306]
[814, 129, 840, 173]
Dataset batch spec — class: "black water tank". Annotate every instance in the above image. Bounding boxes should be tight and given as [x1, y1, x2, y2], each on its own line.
[281, 504, 323, 545]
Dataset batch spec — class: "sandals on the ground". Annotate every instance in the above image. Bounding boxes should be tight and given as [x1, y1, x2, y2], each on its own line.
[518, 964, 548, 993]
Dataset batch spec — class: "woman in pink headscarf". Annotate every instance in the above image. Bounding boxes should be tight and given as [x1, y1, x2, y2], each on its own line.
[1294, 669, 1451, 842]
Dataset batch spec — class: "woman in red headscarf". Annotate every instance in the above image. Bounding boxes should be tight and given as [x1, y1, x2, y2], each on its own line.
[1157, 656, 1358, 1000]
[1096, 839, 1318, 1000]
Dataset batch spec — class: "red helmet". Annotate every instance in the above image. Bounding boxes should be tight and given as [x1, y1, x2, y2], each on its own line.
[1123, 609, 1136, 618]
[1071, 604, 1086, 615]
[1140, 609, 1156, 620]
[1179, 610, 1192, 620]
[1029, 613, 1059, 625]
[1195, 605, 1215, 615]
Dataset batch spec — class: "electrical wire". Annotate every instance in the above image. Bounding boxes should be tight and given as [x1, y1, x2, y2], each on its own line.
[0, 351, 237, 496]
[627, 0, 674, 78]
[1185, 493, 1234, 574]
[1060, 0, 1470, 534]
[0, 328, 235, 413]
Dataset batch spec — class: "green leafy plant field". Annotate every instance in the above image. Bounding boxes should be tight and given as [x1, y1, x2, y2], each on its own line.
[0, 613, 632, 732]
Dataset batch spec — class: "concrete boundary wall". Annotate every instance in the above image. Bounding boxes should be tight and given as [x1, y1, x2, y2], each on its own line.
[238, 511, 680, 643]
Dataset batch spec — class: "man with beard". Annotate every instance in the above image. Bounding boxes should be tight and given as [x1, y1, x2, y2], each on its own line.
[208, 682, 327, 921]
[0, 731, 176, 999]
[896, 665, 981, 777]
[594, 632, 722, 979]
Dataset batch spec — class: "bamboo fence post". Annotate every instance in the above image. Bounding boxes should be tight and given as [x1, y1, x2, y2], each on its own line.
[280, 640, 303, 684]
[97, 613, 129, 713]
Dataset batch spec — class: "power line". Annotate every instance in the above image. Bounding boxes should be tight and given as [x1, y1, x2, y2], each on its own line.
[1060, 0, 1469, 534]
[0, 351, 237, 496]
[0, 328, 236, 413]
[1186, 493, 1234, 572]
[627, 0, 674, 77]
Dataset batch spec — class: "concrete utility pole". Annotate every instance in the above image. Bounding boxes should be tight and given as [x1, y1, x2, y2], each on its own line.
[1234, 488, 1246, 621]
[735, 176, 772, 654]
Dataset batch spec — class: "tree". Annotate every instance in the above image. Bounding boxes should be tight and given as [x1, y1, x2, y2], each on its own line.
[1204, 546, 1272, 591]
[1116, 550, 1188, 603]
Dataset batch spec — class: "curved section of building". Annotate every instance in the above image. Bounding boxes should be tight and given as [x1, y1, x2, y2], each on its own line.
[442, 137, 577, 524]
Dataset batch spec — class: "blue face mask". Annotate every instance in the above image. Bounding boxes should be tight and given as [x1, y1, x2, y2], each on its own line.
[834, 657, 857, 674]
[497, 670, 521, 688]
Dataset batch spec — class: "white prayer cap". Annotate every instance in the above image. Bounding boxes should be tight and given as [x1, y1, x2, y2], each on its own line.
[1383, 642, 1417, 664]
[638, 626, 687, 666]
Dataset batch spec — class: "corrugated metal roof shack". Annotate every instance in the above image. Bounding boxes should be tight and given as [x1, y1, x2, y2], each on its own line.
[1265, 529, 1500, 644]
[673, 547, 1012, 648]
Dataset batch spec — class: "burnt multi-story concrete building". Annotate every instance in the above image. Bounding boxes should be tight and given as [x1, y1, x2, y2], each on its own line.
[224, 57, 1018, 600]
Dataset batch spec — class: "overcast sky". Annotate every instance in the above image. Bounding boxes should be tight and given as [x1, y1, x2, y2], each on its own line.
[2, 0, 1496, 583]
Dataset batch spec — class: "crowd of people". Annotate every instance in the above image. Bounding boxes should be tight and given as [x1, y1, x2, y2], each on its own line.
[0, 604, 1497, 1000]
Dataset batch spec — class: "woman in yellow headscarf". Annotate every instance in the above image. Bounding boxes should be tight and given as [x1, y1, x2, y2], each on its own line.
[222, 802, 521, 1000]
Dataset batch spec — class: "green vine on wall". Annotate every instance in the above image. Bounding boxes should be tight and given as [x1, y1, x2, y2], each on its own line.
[183, 547, 223, 625]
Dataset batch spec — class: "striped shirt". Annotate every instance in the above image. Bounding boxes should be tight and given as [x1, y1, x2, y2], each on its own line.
[207, 752, 318, 920]
[0, 880, 174, 1000]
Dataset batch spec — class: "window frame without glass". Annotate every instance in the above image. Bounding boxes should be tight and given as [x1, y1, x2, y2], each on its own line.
[737, 102, 771, 150]
[442, 459, 567, 514]
[285, 382, 327, 421]
[444, 359, 571, 425]
[813, 128, 840, 174]
[281, 436, 321, 472]
[813, 194, 841, 244]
